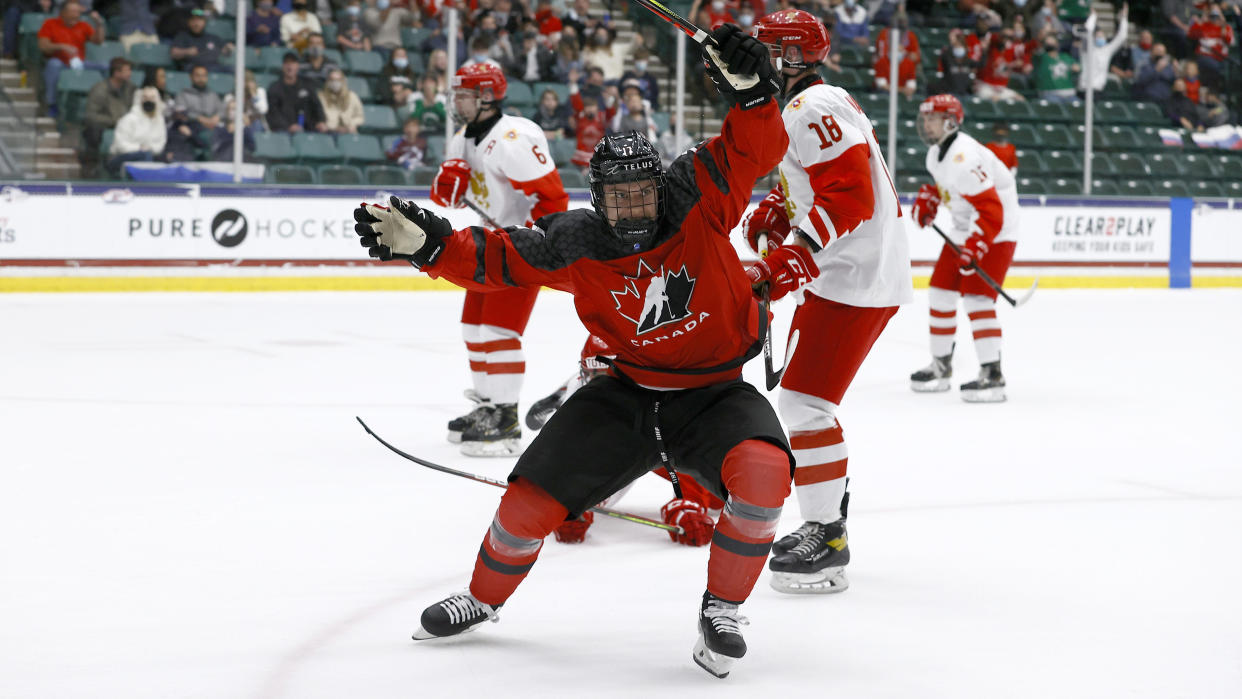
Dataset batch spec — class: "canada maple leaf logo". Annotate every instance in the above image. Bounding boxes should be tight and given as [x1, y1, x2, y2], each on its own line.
[610, 260, 696, 335]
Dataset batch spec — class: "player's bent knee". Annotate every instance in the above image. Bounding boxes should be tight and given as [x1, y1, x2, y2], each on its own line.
[720, 439, 793, 507]
[498, 477, 571, 539]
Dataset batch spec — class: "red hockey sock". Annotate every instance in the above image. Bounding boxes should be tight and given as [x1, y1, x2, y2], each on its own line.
[469, 478, 568, 606]
[707, 439, 792, 603]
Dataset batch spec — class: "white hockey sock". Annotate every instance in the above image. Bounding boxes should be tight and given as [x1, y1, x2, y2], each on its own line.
[479, 324, 524, 405]
[462, 322, 490, 399]
[789, 421, 848, 522]
[962, 294, 1002, 365]
[928, 286, 958, 358]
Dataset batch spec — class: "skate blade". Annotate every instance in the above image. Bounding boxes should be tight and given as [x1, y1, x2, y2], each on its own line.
[692, 636, 737, 679]
[911, 378, 951, 393]
[460, 438, 522, 458]
[412, 623, 483, 641]
[446, 430, 463, 444]
[961, 387, 1006, 403]
[769, 568, 850, 595]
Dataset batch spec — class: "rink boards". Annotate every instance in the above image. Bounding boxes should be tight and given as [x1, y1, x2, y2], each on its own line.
[1, 184, 1240, 291]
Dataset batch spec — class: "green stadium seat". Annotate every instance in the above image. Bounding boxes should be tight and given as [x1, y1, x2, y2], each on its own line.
[322, 23, 338, 47]
[1038, 123, 1075, 149]
[505, 81, 535, 107]
[1043, 150, 1081, 176]
[19, 12, 50, 34]
[1221, 179, 1242, 196]
[267, 164, 317, 184]
[345, 50, 384, 75]
[252, 132, 295, 162]
[412, 165, 438, 185]
[258, 46, 289, 72]
[962, 120, 991, 141]
[86, 41, 125, 65]
[1062, 101, 1085, 123]
[1132, 102, 1166, 125]
[651, 111, 670, 133]
[338, 134, 385, 163]
[1096, 125, 1142, 151]
[347, 76, 373, 102]
[1090, 153, 1118, 178]
[56, 69, 104, 124]
[1207, 153, 1242, 180]
[1092, 179, 1121, 195]
[1176, 152, 1220, 180]
[967, 98, 999, 122]
[1118, 178, 1156, 196]
[323, 48, 345, 65]
[1008, 123, 1041, 149]
[1014, 150, 1045, 174]
[1146, 153, 1179, 178]
[895, 146, 923, 177]
[164, 70, 191, 96]
[318, 164, 364, 184]
[836, 67, 871, 91]
[128, 42, 172, 69]
[1029, 100, 1067, 123]
[425, 134, 446, 161]
[1189, 180, 1225, 198]
[293, 132, 342, 162]
[360, 105, 399, 133]
[837, 45, 870, 68]
[1017, 176, 1045, 193]
[1045, 177, 1084, 195]
[533, 81, 570, 104]
[1112, 152, 1149, 179]
[402, 27, 434, 50]
[381, 134, 402, 152]
[1094, 100, 1133, 125]
[897, 174, 925, 193]
[549, 138, 576, 167]
[1154, 180, 1191, 197]
[207, 73, 235, 95]
[558, 167, 589, 188]
[995, 100, 1034, 122]
[206, 18, 236, 39]
[366, 165, 411, 186]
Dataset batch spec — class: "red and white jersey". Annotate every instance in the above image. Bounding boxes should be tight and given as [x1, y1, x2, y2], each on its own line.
[925, 131, 1020, 245]
[446, 114, 566, 226]
[777, 82, 912, 308]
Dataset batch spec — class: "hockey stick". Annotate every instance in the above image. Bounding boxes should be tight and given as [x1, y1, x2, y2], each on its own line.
[757, 233, 785, 391]
[462, 197, 504, 229]
[930, 223, 1038, 308]
[628, 0, 714, 46]
[355, 417, 685, 535]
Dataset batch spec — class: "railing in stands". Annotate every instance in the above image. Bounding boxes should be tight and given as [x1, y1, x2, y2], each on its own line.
[0, 81, 36, 178]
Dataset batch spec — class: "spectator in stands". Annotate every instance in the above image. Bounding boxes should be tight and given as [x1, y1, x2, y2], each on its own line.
[1162, 0, 1198, 57]
[387, 118, 428, 169]
[108, 86, 167, 176]
[1078, 3, 1128, 95]
[379, 48, 419, 106]
[463, 34, 501, 67]
[553, 35, 584, 80]
[171, 8, 233, 73]
[984, 122, 1018, 173]
[510, 28, 559, 82]
[1112, 28, 1152, 83]
[874, 13, 921, 98]
[37, 0, 106, 117]
[1166, 77, 1205, 131]
[168, 64, 228, 159]
[115, 0, 160, 52]
[561, 0, 598, 46]
[140, 67, 175, 119]
[1181, 59, 1202, 102]
[834, 0, 871, 47]
[425, 48, 451, 92]
[1058, 0, 1091, 27]
[610, 81, 658, 143]
[1034, 34, 1079, 102]
[583, 25, 623, 80]
[280, 0, 321, 53]
[422, 23, 468, 68]
[409, 73, 448, 131]
[568, 66, 615, 170]
[365, 0, 417, 52]
[934, 28, 979, 98]
[3, 0, 51, 61]
[1133, 42, 1176, 102]
[1030, 0, 1069, 43]
[689, 0, 735, 29]
[1198, 86, 1230, 127]
[246, 0, 284, 49]
[1188, 5, 1235, 87]
[318, 68, 365, 135]
[619, 48, 660, 111]
[337, 1, 374, 52]
[532, 87, 572, 140]
[267, 51, 327, 133]
[534, 0, 563, 35]
[82, 57, 136, 179]
[492, 0, 526, 35]
[223, 70, 268, 135]
[299, 33, 337, 88]
[390, 75, 417, 118]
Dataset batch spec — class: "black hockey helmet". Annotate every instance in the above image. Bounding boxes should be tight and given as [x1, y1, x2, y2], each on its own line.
[589, 131, 666, 252]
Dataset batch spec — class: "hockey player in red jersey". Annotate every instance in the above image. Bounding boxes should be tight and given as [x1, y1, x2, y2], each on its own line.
[430, 62, 568, 457]
[909, 94, 1020, 403]
[743, 9, 911, 594]
[354, 25, 788, 678]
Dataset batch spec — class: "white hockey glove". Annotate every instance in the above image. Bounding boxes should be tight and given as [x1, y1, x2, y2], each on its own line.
[702, 25, 780, 110]
[353, 195, 451, 267]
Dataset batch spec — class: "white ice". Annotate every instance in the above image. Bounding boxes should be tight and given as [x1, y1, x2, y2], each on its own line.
[2, 288, 1240, 699]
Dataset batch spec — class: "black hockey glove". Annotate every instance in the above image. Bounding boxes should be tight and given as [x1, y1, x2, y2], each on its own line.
[353, 195, 452, 268]
[702, 24, 780, 110]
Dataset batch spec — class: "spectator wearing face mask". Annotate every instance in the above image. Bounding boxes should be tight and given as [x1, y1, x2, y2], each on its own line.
[1078, 3, 1128, 94]
[1112, 28, 1154, 82]
[934, 28, 979, 98]
[1188, 5, 1236, 87]
[337, 0, 374, 52]
[1132, 42, 1177, 102]
[874, 13, 921, 98]
[280, 0, 322, 52]
[834, 0, 871, 47]
[109, 85, 167, 176]
[1034, 34, 1080, 103]
[365, 0, 416, 52]
[583, 25, 623, 79]
[984, 121, 1019, 174]
[247, 0, 283, 49]
[299, 33, 338, 88]
[619, 48, 660, 111]
[319, 68, 365, 134]
[689, 0, 735, 29]
[609, 81, 659, 143]
[462, 35, 503, 68]
[380, 48, 419, 106]
[567, 65, 617, 170]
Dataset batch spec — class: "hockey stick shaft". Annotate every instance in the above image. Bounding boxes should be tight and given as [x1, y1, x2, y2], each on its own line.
[627, 0, 713, 46]
[757, 233, 784, 391]
[930, 223, 1028, 307]
[462, 197, 504, 230]
[355, 417, 684, 535]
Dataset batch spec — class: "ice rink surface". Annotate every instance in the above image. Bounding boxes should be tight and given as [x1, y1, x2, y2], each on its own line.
[2, 287, 1240, 699]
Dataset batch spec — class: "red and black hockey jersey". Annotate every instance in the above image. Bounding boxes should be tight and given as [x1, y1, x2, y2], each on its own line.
[423, 101, 789, 390]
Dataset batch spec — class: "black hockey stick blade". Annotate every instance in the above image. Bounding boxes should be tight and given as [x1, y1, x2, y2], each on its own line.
[930, 223, 1035, 308]
[628, 0, 713, 46]
[757, 233, 785, 391]
[355, 417, 684, 535]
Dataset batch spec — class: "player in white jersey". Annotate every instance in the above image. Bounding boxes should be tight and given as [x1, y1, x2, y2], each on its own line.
[909, 93, 1019, 403]
[744, 9, 912, 594]
[430, 62, 568, 456]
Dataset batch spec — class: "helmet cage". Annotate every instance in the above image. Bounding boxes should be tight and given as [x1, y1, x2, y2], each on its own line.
[588, 133, 666, 251]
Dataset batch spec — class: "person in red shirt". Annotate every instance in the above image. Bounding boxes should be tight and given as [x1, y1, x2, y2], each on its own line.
[1188, 5, 1235, 86]
[353, 25, 791, 678]
[37, 0, 107, 116]
[873, 13, 921, 97]
[567, 66, 617, 170]
[984, 121, 1019, 173]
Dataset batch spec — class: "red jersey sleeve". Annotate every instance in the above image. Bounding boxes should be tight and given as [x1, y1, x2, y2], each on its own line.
[423, 224, 574, 293]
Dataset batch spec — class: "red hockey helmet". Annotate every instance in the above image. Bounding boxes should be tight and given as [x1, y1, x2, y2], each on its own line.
[917, 93, 965, 146]
[752, 9, 831, 71]
[452, 62, 508, 102]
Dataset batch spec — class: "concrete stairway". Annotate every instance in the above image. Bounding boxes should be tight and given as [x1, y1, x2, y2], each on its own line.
[0, 57, 80, 180]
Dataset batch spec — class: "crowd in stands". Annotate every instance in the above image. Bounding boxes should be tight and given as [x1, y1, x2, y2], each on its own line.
[2, 0, 1239, 184]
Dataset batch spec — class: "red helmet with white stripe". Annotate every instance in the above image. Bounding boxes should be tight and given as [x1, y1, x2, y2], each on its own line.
[918, 93, 965, 146]
[752, 9, 831, 71]
[452, 61, 508, 101]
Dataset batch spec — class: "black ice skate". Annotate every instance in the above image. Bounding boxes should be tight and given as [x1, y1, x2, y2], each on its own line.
[447, 390, 494, 444]
[960, 360, 1006, 403]
[692, 592, 749, 679]
[412, 592, 500, 640]
[767, 519, 850, 594]
[771, 521, 820, 556]
[910, 354, 953, 393]
[460, 402, 522, 457]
